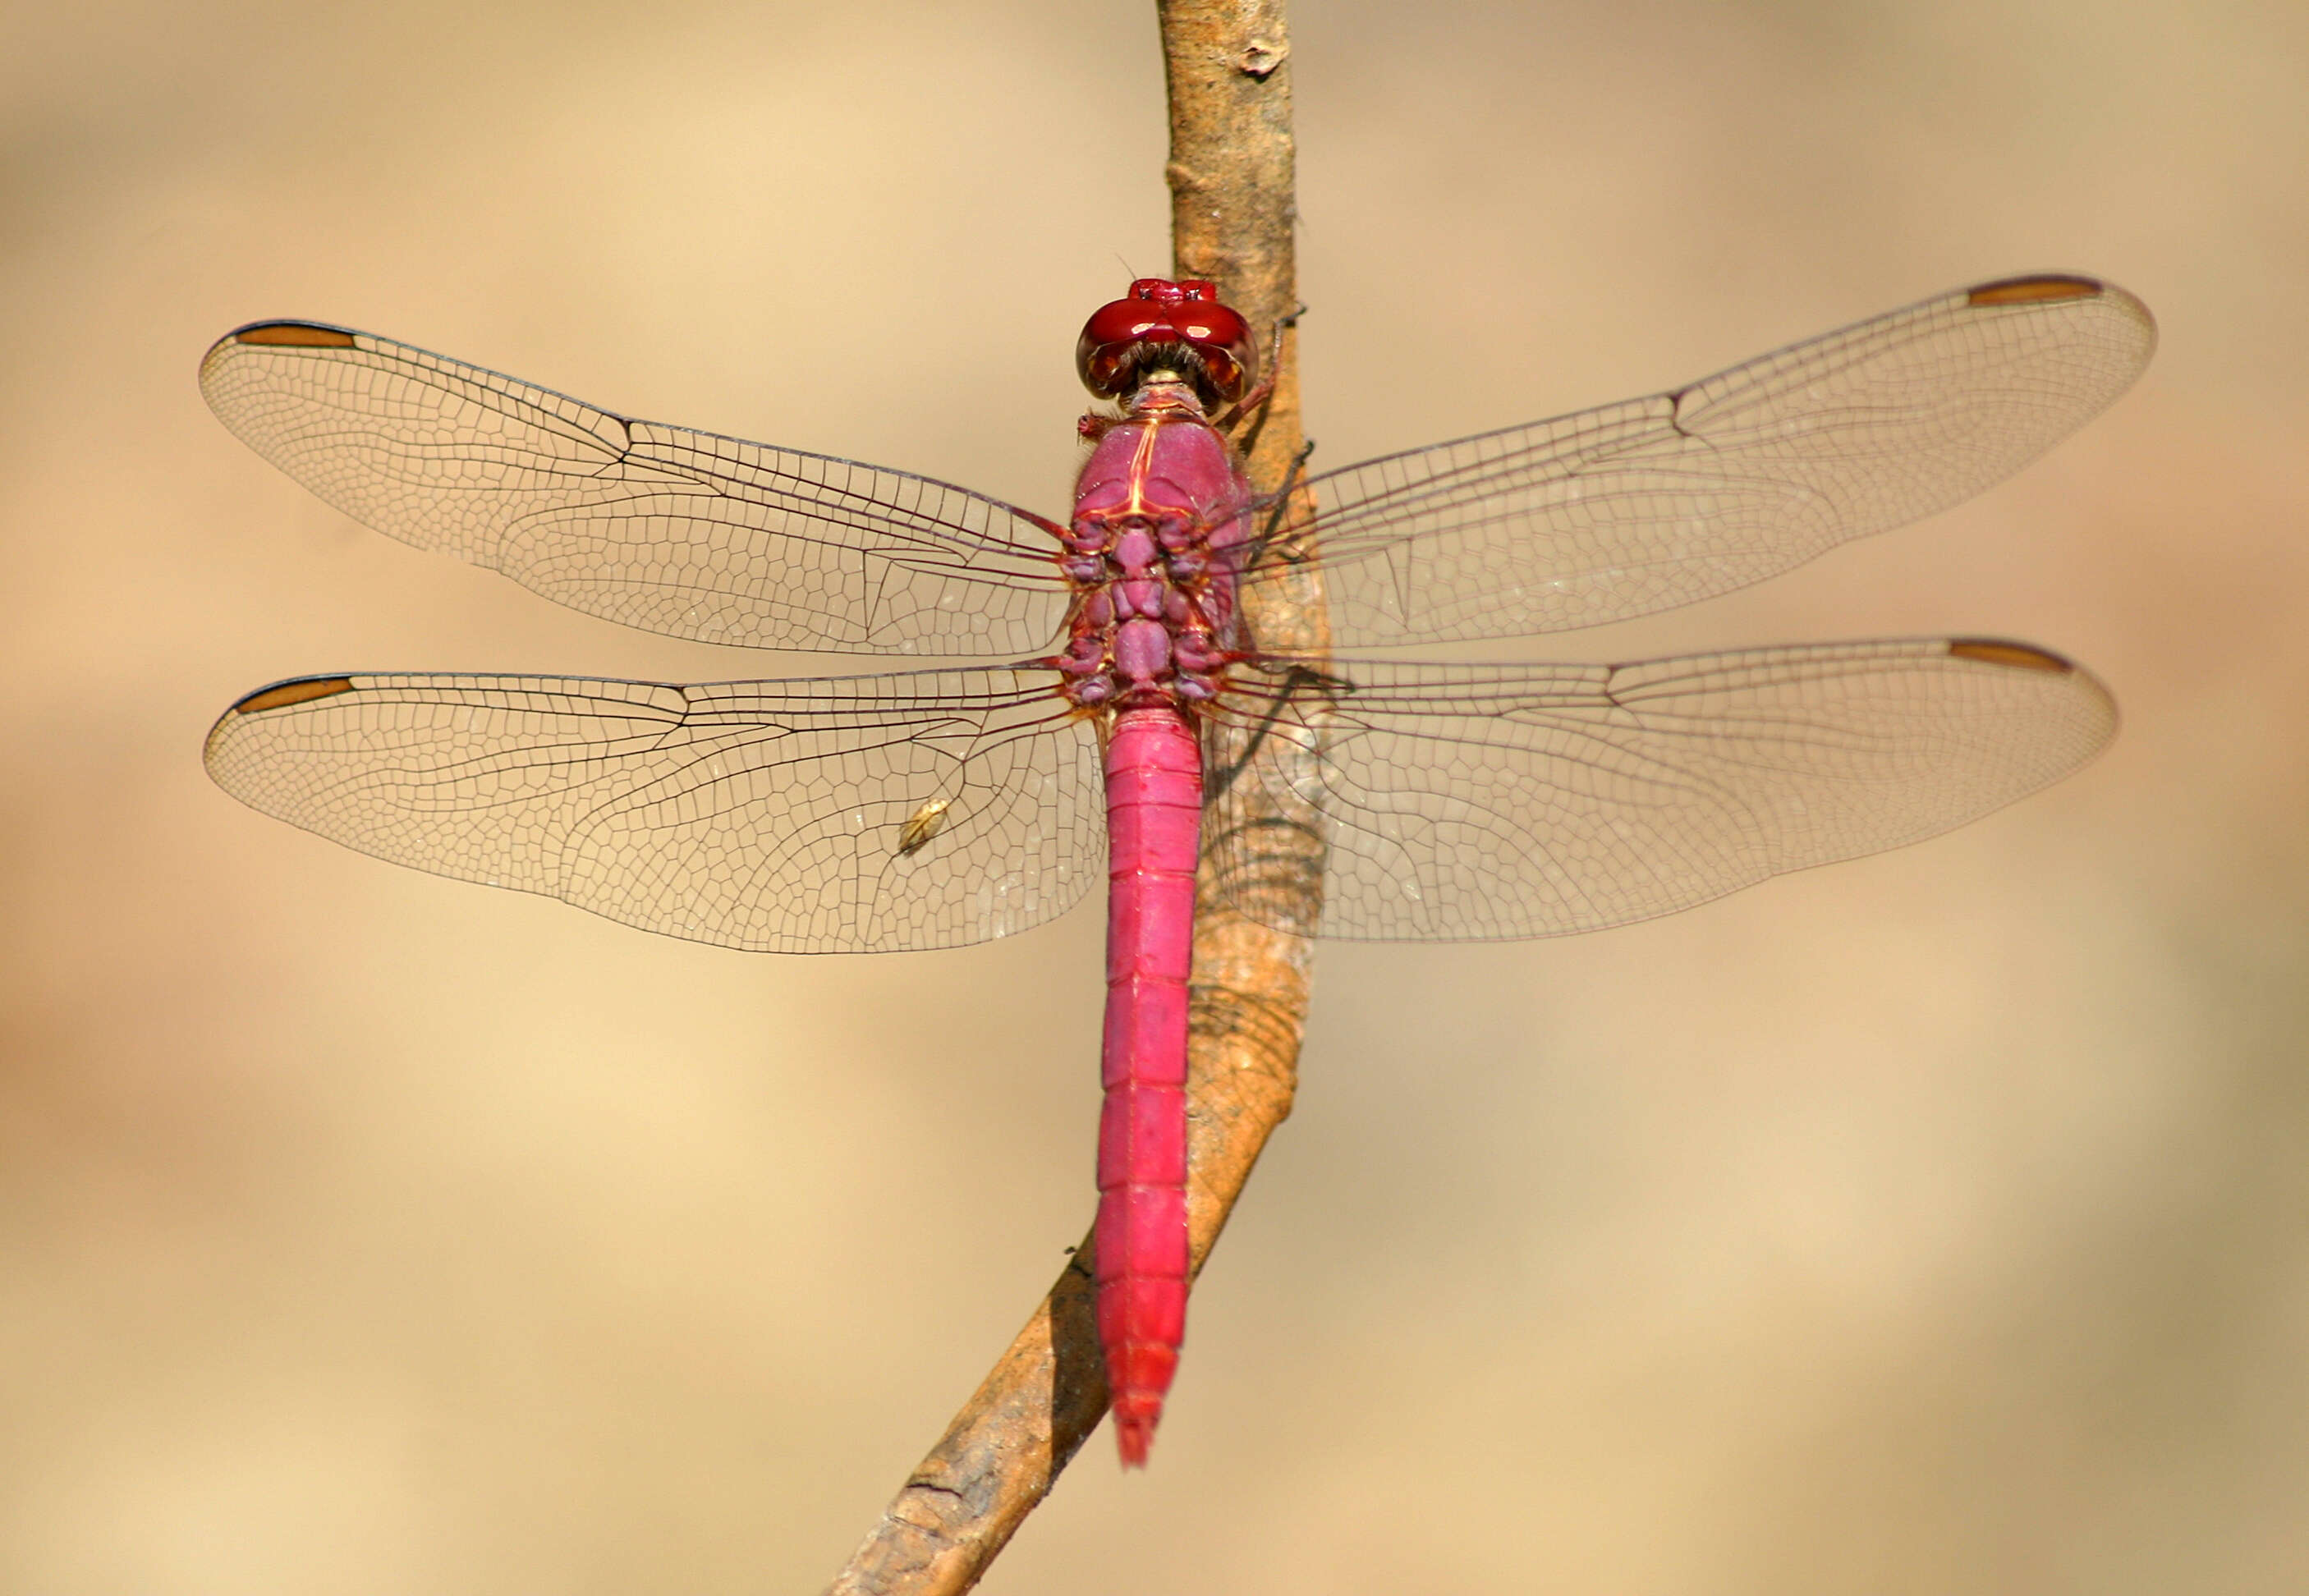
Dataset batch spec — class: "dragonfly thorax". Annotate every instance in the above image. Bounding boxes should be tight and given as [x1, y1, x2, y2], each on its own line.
[1058, 388, 1255, 712]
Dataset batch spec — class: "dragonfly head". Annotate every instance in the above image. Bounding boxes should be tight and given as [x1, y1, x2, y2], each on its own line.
[1077, 277, 1255, 410]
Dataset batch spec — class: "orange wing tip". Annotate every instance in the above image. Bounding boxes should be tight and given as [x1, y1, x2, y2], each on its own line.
[1966, 273, 2105, 307]
[226, 321, 360, 348]
[1946, 639, 2076, 673]
[206, 677, 357, 762]
[230, 676, 359, 713]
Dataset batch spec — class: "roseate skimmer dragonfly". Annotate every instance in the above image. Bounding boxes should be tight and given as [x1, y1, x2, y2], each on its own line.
[201, 272, 2151, 1465]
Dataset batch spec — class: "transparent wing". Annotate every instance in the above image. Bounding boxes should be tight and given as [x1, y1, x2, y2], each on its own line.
[1203, 639, 2114, 941]
[1256, 275, 2155, 647]
[200, 323, 1072, 655]
[204, 668, 1102, 952]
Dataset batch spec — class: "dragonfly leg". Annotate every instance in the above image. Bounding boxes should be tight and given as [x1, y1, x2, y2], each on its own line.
[1213, 302, 1305, 444]
[1242, 438, 1319, 568]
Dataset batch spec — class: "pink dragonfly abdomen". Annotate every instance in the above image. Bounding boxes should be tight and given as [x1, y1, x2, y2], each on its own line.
[1096, 706, 1200, 1464]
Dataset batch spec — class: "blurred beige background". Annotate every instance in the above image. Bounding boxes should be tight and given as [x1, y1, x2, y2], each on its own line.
[3, 1, 2304, 1590]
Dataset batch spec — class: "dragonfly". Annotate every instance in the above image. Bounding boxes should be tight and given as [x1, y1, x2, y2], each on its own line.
[200, 271, 2153, 1465]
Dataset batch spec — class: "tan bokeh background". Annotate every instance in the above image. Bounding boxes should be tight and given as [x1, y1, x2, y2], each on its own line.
[5, 1, 2305, 1589]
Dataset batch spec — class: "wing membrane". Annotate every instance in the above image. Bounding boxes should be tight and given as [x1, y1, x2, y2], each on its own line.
[205, 668, 1102, 952]
[1258, 276, 2154, 647]
[1204, 639, 2115, 941]
[200, 323, 1072, 655]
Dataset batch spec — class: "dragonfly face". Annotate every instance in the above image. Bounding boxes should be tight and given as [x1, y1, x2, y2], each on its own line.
[1076, 277, 1257, 406]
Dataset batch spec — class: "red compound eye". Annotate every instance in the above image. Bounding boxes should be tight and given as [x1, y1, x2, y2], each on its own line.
[1076, 277, 1255, 404]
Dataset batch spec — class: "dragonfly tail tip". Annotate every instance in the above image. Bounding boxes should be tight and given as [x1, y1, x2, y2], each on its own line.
[1113, 1406, 1159, 1468]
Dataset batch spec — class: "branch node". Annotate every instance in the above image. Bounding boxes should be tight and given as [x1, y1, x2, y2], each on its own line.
[1237, 38, 1288, 78]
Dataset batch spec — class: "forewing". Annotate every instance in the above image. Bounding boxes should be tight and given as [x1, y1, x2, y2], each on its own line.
[200, 323, 1072, 654]
[1205, 640, 2114, 941]
[204, 669, 1102, 952]
[1257, 276, 2154, 647]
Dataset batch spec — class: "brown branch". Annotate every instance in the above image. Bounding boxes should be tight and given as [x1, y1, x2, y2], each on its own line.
[824, 3, 1315, 1590]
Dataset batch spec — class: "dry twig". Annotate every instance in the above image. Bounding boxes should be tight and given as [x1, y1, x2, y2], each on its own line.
[824, 2, 1316, 1589]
